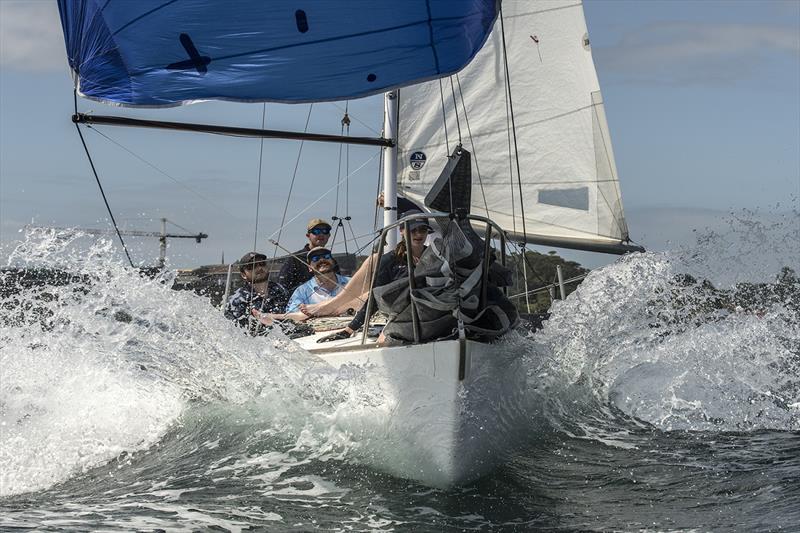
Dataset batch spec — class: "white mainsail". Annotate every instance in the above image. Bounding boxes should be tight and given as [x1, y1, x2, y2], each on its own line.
[398, 0, 636, 253]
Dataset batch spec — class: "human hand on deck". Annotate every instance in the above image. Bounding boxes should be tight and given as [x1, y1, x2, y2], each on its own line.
[316, 327, 354, 343]
[251, 309, 274, 326]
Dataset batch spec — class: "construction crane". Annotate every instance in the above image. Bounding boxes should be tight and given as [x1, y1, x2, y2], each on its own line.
[26, 218, 208, 268]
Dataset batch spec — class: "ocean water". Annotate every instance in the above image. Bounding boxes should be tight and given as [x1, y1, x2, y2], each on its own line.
[1, 213, 798, 532]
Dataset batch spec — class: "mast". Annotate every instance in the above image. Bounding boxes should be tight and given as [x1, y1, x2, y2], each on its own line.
[383, 90, 399, 248]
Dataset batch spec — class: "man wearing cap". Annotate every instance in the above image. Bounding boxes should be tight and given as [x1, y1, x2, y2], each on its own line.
[277, 218, 332, 296]
[285, 246, 351, 313]
[225, 251, 290, 331]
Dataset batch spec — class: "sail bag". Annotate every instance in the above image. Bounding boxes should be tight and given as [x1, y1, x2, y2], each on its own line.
[373, 217, 517, 344]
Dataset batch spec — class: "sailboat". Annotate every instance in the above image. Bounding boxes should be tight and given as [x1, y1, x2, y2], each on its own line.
[57, 0, 642, 487]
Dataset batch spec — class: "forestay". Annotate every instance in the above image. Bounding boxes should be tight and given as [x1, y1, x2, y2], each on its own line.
[398, 0, 639, 254]
[57, 0, 499, 106]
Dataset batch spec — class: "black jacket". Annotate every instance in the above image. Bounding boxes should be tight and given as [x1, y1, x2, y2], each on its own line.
[224, 281, 290, 330]
[277, 244, 312, 296]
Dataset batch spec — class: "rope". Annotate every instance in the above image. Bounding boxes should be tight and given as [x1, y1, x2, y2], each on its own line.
[499, 5, 530, 248]
[501, 5, 548, 310]
[73, 90, 134, 268]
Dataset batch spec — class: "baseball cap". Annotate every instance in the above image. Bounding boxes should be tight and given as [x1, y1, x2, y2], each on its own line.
[306, 246, 333, 262]
[237, 251, 268, 272]
[400, 209, 432, 232]
[306, 218, 332, 232]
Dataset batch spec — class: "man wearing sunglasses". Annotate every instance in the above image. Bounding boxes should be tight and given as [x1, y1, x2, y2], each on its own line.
[285, 246, 351, 313]
[277, 218, 332, 296]
[225, 251, 290, 332]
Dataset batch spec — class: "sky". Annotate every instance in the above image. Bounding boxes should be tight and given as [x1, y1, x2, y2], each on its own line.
[0, 0, 798, 270]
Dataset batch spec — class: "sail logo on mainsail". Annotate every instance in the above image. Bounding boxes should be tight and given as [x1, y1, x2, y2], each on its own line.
[410, 152, 426, 170]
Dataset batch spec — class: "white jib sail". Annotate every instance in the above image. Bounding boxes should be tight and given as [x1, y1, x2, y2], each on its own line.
[397, 0, 633, 252]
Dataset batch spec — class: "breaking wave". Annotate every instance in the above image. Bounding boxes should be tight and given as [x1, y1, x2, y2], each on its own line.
[1, 208, 798, 498]
[529, 207, 800, 441]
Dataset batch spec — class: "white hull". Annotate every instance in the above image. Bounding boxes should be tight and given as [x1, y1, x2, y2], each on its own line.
[296, 332, 529, 488]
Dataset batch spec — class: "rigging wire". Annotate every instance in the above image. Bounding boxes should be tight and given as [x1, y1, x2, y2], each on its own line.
[437, 79, 455, 213]
[437, 78, 451, 153]
[330, 101, 380, 135]
[499, 5, 530, 248]
[448, 76, 462, 144]
[342, 107, 363, 252]
[252, 103, 268, 252]
[272, 103, 314, 260]
[164, 218, 195, 234]
[334, 129, 344, 220]
[373, 121, 385, 233]
[73, 90, 135, 268]
[331, 102, 354, 254]
[499, 6, 555, 305]
[345, 105, 351, 219]
[499, 21, 526, 306]
[249, 103, 275, 336]
[268, 151, 379, 243]
[454, 74, 490, 217]
[85, 126, 238, 220]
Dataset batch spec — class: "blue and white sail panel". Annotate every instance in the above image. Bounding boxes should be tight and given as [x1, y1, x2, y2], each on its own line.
[56, 0, 499, 106]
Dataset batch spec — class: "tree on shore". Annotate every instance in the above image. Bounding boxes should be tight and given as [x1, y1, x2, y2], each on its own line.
[505, 250, 590, 313]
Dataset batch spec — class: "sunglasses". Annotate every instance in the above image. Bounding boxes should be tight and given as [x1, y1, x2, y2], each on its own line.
[309, 252, 333, 263]
[308, 227, 331, 235]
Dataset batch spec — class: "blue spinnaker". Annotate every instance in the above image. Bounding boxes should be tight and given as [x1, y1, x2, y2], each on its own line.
[57, 0, 499, 107]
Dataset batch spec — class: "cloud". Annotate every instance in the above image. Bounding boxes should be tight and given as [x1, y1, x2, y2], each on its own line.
[0, 1, 67, 72]
[593, 21, 800, 86]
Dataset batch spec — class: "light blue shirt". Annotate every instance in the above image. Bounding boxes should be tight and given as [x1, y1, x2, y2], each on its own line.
[286, 274, 351, 313]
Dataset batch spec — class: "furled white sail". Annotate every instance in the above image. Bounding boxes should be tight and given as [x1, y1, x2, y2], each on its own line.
[398, 0, 637, 253]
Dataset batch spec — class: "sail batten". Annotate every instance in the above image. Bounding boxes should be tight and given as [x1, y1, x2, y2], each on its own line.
[57, 0, 500, 106]
[398, 0, 637, 254]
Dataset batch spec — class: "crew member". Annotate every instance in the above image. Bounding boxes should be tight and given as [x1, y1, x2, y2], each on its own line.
[285, 246, 351, 312]
[277, 218, 332, 295]
[318, 211, 431, 342]
[225, 251, 289, 331]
